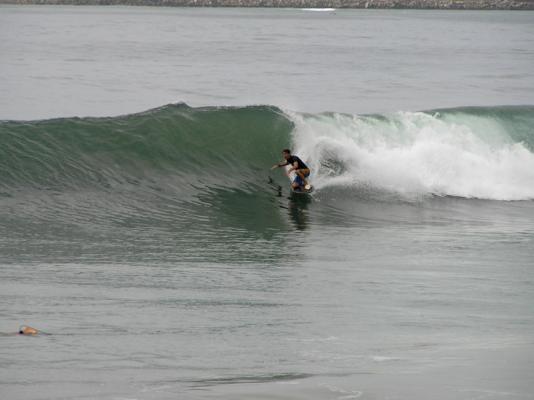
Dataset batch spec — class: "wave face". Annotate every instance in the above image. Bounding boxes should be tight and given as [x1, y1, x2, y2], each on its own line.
[290, 106, 534, 201]
[0, 104, 292, 195]
[1, 104, 534, 201]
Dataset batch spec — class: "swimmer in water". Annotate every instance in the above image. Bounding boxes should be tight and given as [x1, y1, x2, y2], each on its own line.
[18, 325, 38, 335]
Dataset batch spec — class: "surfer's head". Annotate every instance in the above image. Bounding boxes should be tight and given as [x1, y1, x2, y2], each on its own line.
[282, 149, 291, 160]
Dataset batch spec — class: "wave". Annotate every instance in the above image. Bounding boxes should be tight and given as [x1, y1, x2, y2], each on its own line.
[0, 103, 292, 197]
[290, 106, 534, 201]
[1, 104, 534, 201]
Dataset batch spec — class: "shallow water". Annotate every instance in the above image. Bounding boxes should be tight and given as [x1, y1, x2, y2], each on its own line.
[1, 6, 534, 400]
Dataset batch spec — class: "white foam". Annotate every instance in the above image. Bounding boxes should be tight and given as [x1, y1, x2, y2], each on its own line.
[301, 8, 336, 11]
[288, 111, 534, 201]
[319, 383, 363, 399]
[371, 355, 401, 362]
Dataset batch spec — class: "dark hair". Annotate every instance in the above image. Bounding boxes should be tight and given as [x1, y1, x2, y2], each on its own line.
[282, 149, 291, 154]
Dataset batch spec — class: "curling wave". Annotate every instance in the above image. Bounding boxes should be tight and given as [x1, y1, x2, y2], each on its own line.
[1, 103, 534, 201]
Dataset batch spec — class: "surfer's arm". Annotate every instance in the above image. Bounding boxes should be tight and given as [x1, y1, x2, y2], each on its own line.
[271, 161, 288, 170]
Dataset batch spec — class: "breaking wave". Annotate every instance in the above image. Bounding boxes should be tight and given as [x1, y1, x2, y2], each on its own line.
[1, 103, 534, 201]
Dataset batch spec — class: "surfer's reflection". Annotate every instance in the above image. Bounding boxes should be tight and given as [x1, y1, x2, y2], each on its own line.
[287, 194, 311, 230]
[269, 176, 311, 230]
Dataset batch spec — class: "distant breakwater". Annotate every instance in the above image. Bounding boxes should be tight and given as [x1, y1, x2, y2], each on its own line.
[2, 0, 534, 10]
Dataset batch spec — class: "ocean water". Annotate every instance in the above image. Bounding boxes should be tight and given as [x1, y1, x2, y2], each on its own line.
[1, 6, 534, 400]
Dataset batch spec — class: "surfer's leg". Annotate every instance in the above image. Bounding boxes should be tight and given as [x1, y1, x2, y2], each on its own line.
[297, 169, 310, 185]
[293, 175, 303, 188]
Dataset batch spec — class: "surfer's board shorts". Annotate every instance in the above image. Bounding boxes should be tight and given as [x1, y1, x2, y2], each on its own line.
[294, 170, 310, 186]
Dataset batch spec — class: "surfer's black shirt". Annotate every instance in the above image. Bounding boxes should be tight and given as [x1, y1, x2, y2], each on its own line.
[286, 155, 308, 170]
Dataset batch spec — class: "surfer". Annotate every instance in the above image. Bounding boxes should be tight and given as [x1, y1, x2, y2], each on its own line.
[271, 149, 311, 190]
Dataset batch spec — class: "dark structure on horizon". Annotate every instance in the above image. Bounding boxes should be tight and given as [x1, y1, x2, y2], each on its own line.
[1, 0, 534, 9]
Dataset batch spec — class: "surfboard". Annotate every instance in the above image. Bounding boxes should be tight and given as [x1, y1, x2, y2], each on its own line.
[285, 165, 314, 194]
[291, 185, 314, 194]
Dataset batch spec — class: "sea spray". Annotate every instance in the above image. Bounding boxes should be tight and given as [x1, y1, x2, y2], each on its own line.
[290, 106, 534, 200]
